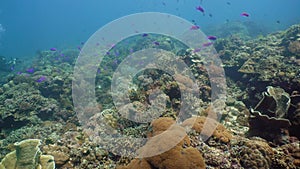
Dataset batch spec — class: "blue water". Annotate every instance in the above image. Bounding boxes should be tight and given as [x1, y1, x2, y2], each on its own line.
[0, 0, 300, 59]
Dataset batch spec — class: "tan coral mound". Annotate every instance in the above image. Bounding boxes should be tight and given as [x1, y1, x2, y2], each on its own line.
[238, 139, 274, 168]
[118, 117, 206, 169]
[181, 116, 233, 143]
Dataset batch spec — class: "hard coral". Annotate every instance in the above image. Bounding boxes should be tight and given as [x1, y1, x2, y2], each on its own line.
[118, 117, 206, 169]
[288, 41, 300, 57]
[181, 116, 232, 143]
[233, 138, 274, 169]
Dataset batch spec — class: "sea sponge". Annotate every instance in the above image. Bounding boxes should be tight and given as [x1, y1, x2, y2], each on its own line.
[181, 116, 232, 143]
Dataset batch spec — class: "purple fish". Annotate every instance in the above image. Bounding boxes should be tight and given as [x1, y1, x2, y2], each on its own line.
[115, 51, 120, 56]
[207, 35, 217, 41]
[202, 42, 213, 47]
[142, 33, 149, 37]
[240, 12, 250, 17]
[193, 48, 201, 53]
[190, 25, 200, 30]
[196, 6, 205, 13]
[50, 48, 57, 51]
[26, 68, 34, 74]
[153, 41, 160, 46]
[36, 76, 46, 83]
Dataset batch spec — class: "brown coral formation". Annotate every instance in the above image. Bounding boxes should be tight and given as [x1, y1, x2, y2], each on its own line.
[238, 139, 274, 169]
[181, 116, 232, 143]
[118, 117, 206, 169]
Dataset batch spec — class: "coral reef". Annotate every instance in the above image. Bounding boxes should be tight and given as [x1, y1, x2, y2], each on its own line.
[1, 23, 300, 169]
